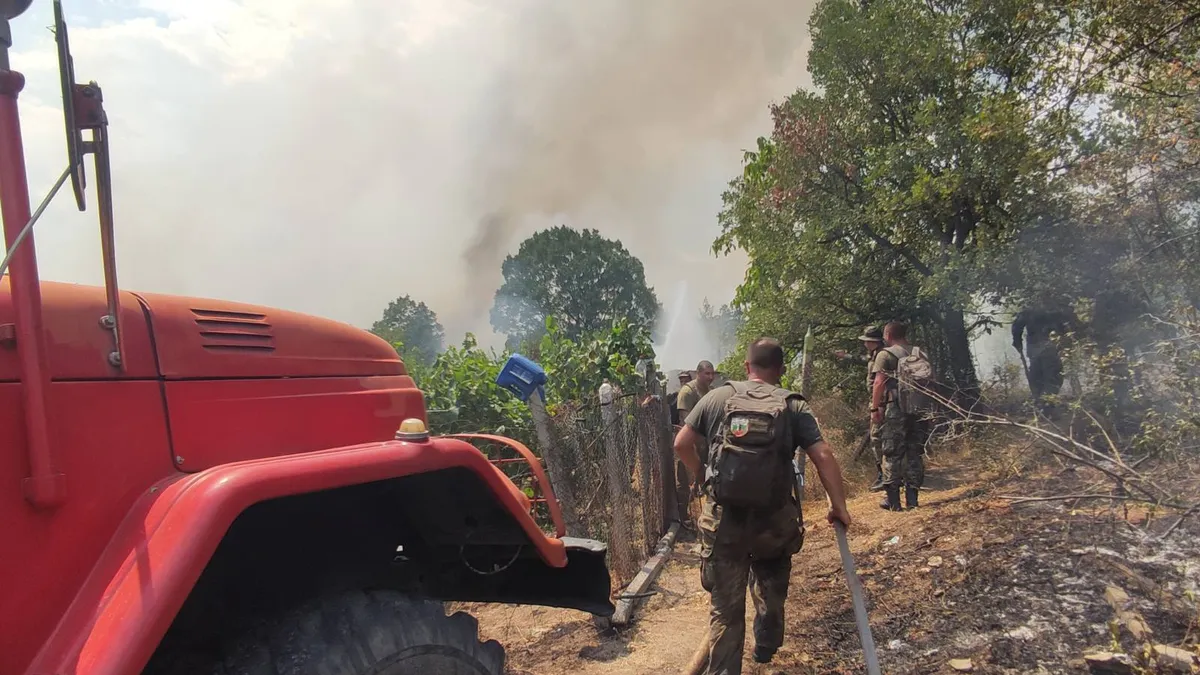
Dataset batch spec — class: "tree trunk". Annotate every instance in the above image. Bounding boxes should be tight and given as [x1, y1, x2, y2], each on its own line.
[937, 305, 980, 402]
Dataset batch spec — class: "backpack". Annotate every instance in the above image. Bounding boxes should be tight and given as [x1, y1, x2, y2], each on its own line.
[708, 381, 801, 510]
[885, 345, 936, 414]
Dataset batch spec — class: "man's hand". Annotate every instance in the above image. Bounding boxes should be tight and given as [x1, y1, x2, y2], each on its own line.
[673, 425, 705, 480]
[827, 504, 852, 528]
[804, 440, 851, 529]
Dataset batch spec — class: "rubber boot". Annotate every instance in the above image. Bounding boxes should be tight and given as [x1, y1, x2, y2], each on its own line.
[880, 486, 901, 511]
[752, 645, 776, 664]
[905, 487, 919, 510]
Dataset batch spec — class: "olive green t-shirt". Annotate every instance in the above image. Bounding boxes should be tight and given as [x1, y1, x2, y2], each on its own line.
[872, 346, 908, 399]
[683, 382, 824, 456]
[676, 381, 710, 418]
[866, 348, 880, 392]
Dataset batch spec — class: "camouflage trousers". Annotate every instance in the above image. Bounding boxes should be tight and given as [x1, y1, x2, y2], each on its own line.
[676, 441, 710, 522]
[880, 401, 929, 488]
[689, 496, 803, 675]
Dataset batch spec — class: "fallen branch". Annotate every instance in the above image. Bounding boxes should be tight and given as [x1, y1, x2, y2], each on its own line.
[1104, 584, 1154, 643]
[998, 493, 1185, 508]
[1161, 501, 1200, 540]
[1093, 553, 1200, 623]
[920, 384, 1193, 525]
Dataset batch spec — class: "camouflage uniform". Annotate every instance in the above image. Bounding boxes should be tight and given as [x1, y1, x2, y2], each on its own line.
[873, 347, 928, 492]
[866, 348, 883, 485]
[683, 384, 823, 675]
[675, 380, 711, 521]
[879, 399, 929, 488]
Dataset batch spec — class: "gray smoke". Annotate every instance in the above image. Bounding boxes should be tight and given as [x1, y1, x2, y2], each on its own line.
[453, 1, 817, 337]
[13, 0, 815, 346]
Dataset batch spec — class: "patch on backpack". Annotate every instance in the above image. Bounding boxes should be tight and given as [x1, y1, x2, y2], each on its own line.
[729, 415, 750, 437]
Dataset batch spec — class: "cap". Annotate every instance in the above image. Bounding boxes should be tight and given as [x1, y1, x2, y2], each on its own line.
[858, 326, 884, 342]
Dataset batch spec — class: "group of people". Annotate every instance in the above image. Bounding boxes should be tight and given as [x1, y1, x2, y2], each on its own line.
[661, 312, 1070, 673]
[852, 321, 931, 512]
[667, 323, 936, 674]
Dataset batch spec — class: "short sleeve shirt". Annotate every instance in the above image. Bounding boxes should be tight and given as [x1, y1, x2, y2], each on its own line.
[676, 381, 708, 416]
[683, 381, 824, 455]
[872, 346, 907, 396]
[866, 349, 880, 391]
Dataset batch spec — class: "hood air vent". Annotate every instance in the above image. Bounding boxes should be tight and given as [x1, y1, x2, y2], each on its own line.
[191, 308, 275, 352]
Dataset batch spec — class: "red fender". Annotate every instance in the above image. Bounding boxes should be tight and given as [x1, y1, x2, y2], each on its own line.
[446, 433, 567, 537]
[25, 437, 565, 675]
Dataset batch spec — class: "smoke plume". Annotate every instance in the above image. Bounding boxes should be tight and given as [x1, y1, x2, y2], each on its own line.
[13, 0, 816, 346]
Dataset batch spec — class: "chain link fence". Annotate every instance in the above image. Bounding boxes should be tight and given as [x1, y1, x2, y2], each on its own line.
[538, 390, 674, 586]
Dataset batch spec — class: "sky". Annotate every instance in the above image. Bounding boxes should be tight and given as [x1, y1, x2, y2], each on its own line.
[7, 0, 818, 365]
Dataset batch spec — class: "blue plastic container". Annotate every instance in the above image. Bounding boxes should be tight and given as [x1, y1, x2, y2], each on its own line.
[495, 354, 548, 402]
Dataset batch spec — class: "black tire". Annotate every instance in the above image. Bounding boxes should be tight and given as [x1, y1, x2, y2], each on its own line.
[146, 590, 505, 675]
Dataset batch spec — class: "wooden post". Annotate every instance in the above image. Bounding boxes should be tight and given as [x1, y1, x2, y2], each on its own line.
[529, 390, 582, 535]
[657, 378, 678, 531]
[636, 371, 662, 544]
[599, 382, 635, 579]
[801, 325, 815, 398]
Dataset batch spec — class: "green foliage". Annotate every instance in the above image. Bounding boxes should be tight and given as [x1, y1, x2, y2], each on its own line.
[402, 318, 653, 446]
[407, 334, 534, 446]
[370, 295, 444, 366]
[537, 316, 655, 404]
[490, 226, 661, 348]
[716, 0, 1089, 393]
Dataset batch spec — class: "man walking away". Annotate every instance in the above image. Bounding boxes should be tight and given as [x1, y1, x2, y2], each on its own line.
[675, 361, 716, 523]
[674, 340, 851, 675]
[871, 321, 933, 511]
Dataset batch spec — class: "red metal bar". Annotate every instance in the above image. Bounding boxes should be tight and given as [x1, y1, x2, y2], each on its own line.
[446, 433, 566, 538]
[0, 68, 64, 508]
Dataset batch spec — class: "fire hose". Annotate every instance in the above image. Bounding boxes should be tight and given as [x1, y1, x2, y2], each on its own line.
[794, 459, 881, 675]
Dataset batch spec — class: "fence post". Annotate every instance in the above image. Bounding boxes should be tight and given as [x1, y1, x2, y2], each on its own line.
[529, 390, 582, 535]
[599, 382, 635, 578]
[801, 325, 815, 398]
[657, 379, 678, 531]
[636, 376, 661, 545]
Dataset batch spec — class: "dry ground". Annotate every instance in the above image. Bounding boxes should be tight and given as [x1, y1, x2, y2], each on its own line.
[463, 445, 1200, 674]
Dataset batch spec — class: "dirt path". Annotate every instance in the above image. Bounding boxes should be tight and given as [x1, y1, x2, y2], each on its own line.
[468, 454, 1200, 674]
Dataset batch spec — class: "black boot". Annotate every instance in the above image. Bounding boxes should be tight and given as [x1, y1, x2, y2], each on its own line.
[752, 645, 776, 664]
[905, 487, 919, 509]
[880, 486, 901, 511]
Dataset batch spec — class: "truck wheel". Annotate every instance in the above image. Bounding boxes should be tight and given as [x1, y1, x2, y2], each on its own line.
[147, 590, 505, 675]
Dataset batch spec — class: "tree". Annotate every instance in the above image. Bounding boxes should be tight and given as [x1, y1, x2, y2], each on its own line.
[370, 295, 445, 366]
[536, 316, 655, 404]
[490, 226, 661, 348]
[411, 334, 535, 446]
[699, 299, 743, 364]
[716, 0, 1084, 394]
